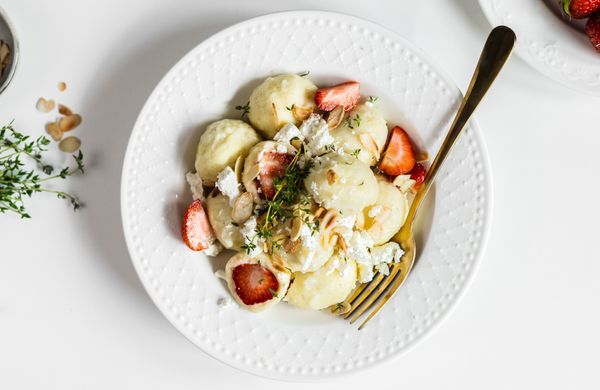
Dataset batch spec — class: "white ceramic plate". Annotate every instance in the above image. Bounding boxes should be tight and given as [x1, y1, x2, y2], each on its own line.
[479, 0, 600, 96]
[121, 10, 492, 381]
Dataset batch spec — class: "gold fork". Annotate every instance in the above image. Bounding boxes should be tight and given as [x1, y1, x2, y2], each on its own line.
[336, 25, 516, 330]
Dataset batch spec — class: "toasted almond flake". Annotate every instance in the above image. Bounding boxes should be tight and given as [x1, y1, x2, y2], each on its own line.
[271, 256, 289, 272]
[283, 239, 300, 254]
[290, 217, 303, 241]
[234, 155, 244, 183]
[58, 136, 81, 153]
[336, 233, 348, 252]
[326, 105, 344, 129]
[247, 163, 260, 182]
[58, 114, 82, 131]
[231, 192, 253, 224]
[416, 151, 429, 163]
[58, 104, 73, 116]
[331, 226, 349, 235]
[331, 301, 351, 315]
[46, 121, 62, 141]
[326, 169, 338, 185]
[58, 82, 67, 92]
[36, 98, 55, 113]
[313, 207, 325, 218]
[359, 133, 380, 158]
[393, 174, 416, 193]
[291, 105, 313, 121]
[271, 102, 279, 125]
[290, 138, 302, 149]
[263, 241, 269, 253]
[320, 209, 338, 232]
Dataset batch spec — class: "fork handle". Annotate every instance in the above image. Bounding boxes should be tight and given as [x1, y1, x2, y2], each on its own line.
[403, 26, 516, 230]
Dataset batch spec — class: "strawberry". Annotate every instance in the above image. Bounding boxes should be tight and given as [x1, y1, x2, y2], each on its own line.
[585, 13, 600, 53]
[379, 126, 416, 176]
[562, 0, 600, 19]
[409, 163, 427, 191]
[314, 81, 360, 112]
[258, 151, 294, 200]
[182, 199, 215, 251]
[232, 263, 279, 305]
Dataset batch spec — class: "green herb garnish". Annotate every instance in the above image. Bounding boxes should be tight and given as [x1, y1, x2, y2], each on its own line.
[367, 96, 379, 104]
[235, 101, 250, 118]
[350, 149, 361, 158]
[297, 70, 310, 77]
[0, 122, 84, 218]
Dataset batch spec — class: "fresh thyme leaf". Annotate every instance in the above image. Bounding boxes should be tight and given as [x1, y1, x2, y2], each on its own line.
[344, 114, 361, 129]
[297, 70, 310, 77]
[367, 96, 379, 104]
[286, 104, 295, 111]
[269, 287, 278, 298]
[0, 122, 85, 218]
[235, 101, 250, 118]
[350, 149, 361, 158]
[241, 235, 257, 254]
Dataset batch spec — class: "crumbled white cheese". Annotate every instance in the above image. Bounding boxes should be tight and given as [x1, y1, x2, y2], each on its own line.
[215, 166, 240, 206]
[217, 296, 234, 309]
[368, 205, 383, 218]
[298, 114, 335, 156]
[240, 216, 262, 257]
[204, 241, 223, 257]
[273, 123, 302, 145]
[185, 172, 204, 200]
[298, 223, 319, 271]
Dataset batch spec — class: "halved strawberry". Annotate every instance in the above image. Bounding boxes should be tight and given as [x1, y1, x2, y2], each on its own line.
[314, 81, 360, 112]
[182, 199, 215, 251]
[562, 0, 600, 19]
[409, 163, 427, 191]
[586, 12, 600, 53]
[232, 263, 279, 305]
[258, 151, 294, 200]
[379, 126, 416, 176]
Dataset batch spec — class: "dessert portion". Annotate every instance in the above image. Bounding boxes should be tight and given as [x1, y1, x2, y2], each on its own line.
[554, 0, 600, 53]
[181, 73, 427, 312]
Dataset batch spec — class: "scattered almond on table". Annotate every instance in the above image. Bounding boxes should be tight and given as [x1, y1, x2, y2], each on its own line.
[35, 82, 83, 153]
[0, 40, 10, 78]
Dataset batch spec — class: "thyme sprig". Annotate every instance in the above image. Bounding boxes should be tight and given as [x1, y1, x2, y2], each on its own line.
[0, 122, 84, 218]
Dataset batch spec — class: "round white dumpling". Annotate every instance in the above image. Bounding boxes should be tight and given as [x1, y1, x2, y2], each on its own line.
[360, 177, 408, 245]
[330, 104, 388, 166]
[248, 74, 317, 138]
[195, 119, 261, 185]
[304, 152, 378, 216]
[225, 252, 291, 312]
[205, 192, 244, 250]
[285, 255, 357, 310]
[274, 224, 336, 273]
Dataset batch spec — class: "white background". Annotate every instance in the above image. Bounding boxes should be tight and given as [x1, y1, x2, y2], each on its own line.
[1, 0, 599, 388]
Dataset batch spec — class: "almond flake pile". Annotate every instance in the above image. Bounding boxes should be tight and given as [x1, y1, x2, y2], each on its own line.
[36, 81, 83, 153]
[0, 40, 10, 78]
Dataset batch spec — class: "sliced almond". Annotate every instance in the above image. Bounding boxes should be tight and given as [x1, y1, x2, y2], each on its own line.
[58, 104, 73, 116]
[290, 138, 303, 149]
[336, 233, 348, 252]
[234, 155, 244, 183]
[231, 192, 253, 224]
[331, 226, 349, 235]
[291, 105, 313, 121]
[58, 81, 67, 92]
[359, 133, 380, 159]
[320, 209, 338, 233]
[36, 98, 55, 113]
[416, 151, 429, 163]
[313, 207, 325, 218]
[0, 42, 10, 66]
[58, 136, 81, 153]
[290, 217, 303, 241]
[46, 121, 63, 141]
[263, 241, 269, 254]
[247, 163, 260, 181]
[326, 169, 338, 185]
[326, 105, 344, 129]
[283, 238, 300, 254]
[58, 114, 82, 131]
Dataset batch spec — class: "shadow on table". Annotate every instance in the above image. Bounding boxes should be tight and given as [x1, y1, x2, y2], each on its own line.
[75, 13, 250, 305]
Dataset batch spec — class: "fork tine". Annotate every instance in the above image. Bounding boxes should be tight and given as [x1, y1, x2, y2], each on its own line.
[342, 273, 386, 319]
[348, 265, 402, 323]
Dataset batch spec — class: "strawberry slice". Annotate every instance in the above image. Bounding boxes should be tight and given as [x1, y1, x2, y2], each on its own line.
[182, 199, 215, 251]
[232, 263, 279, 305]
[258, 151, 294, 200]
[315, 81, 360, 112]
[379, 126, 416, 176]
[409, 163, 427, 191]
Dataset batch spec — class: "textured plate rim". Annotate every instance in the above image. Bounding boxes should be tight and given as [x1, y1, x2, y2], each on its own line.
[120, 10, 493, 381]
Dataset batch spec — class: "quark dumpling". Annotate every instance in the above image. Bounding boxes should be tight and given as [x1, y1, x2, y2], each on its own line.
[248, 74, 318, 138]
[360, 177, 409, 245]
[225, 252, 291, 312]
[285, 255, 357, 310]
[274, 222, 336, 273]
[330, 103, 388, 166]
[195, 119, 261, 185]
[304, 152, 378, 216]
[205, 192, 244, 250]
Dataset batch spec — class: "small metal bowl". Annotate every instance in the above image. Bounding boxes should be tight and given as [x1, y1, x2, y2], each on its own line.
[0, 6, 19, 95]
